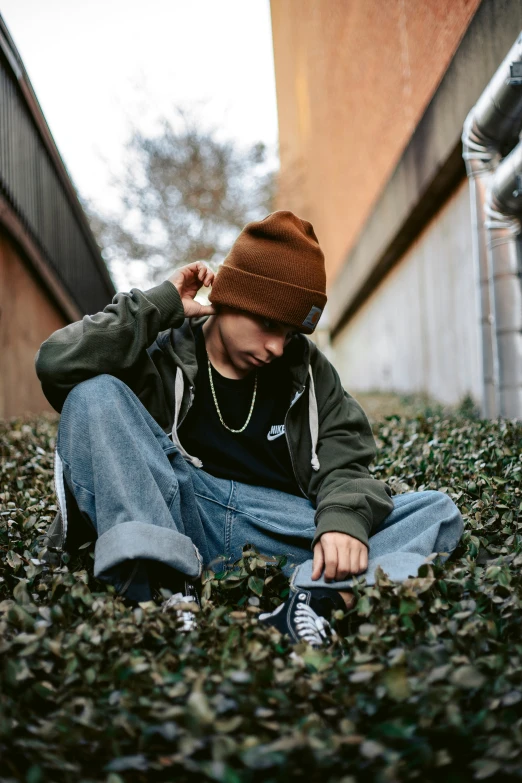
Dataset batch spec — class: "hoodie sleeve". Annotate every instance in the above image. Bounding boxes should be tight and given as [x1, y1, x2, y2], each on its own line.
[307, 358, 395, 550]
[34, 280, 185, 413]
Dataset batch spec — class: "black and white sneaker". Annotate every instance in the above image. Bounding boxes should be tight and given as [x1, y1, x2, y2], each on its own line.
[114, 560, 201, 632]
[258, 586, 347, 647]
[160, 579, 201, 632]
[113, 559, 197, 599]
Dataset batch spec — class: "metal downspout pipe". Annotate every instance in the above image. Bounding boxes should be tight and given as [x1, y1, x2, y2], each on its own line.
[485, 142, 522, 418]
[462, 33, 522, 418]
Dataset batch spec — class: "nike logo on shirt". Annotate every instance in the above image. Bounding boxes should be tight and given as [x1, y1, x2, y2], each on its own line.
[267, 425, 286, 441]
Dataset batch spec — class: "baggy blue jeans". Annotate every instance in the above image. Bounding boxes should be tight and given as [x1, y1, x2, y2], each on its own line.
[56, 374, 465, 601]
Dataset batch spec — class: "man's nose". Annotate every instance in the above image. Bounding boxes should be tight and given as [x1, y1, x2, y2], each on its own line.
[265, 336, 286, 358]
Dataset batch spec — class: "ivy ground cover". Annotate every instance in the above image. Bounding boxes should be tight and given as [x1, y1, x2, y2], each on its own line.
[0, 401, 521, 782]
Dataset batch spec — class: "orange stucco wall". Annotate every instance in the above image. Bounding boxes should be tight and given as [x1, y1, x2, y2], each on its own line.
[0, 229, 66, 420]
[270, 0, 481, 284]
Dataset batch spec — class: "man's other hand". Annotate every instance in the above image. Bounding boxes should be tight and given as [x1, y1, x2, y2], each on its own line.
[312, 531, 368, 582]
[168, 262, 217, 318]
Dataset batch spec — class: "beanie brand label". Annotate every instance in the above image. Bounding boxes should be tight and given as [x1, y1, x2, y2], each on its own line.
[302, 306, 323, 330]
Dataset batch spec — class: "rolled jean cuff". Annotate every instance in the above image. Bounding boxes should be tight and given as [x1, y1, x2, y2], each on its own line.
[93, 521, 202, 581]
[289, 552, 436, 591]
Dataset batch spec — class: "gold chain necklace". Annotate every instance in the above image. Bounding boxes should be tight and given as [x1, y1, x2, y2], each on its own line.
[207, 352, 258, 433]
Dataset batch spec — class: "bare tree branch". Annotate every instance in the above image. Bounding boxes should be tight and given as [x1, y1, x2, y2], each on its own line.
[82, 105, 277, 285]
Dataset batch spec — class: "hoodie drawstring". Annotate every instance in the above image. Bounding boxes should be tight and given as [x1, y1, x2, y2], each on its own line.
[308, 364, 320, 471]
[53, 446, 69, 541]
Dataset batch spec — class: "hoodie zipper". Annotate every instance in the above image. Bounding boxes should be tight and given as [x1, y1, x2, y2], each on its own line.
[284, 383, 308, 499]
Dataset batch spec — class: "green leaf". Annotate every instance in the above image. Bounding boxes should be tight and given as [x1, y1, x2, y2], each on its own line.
[399, 597, 419, 616]
[383, 667, 411, 701]
[6, 550, 23, 572]
[248, 576, 264, 597]
[105, 755, 148, 773]
[13, 579, 32, 606]
[450, 665, 486, 690]
[470, 759, 501, 779]
[26, 765, 43, 783]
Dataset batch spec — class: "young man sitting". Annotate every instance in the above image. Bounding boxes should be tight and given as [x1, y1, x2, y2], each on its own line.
[36, 210, 464, 647]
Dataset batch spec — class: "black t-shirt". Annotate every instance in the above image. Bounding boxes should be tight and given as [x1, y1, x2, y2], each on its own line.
[177, 323, 303, 497]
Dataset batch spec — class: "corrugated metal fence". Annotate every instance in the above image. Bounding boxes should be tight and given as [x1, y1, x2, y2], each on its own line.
[0, 20, 115, 316]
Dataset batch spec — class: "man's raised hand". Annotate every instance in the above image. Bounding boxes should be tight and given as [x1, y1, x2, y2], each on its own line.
[168, 262, 217, 318]
[312, 531, 368, 582]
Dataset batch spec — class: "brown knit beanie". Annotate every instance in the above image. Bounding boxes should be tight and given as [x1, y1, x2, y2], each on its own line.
[208, 210, 327, 334]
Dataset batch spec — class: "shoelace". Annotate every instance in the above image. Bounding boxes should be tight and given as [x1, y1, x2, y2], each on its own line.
[294, 601, 336, 646]
[161, 592, 198, 631]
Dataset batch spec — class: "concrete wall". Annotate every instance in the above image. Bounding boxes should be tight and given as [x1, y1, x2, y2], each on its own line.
[332, 180, 482, 406]
[270, 0, 481, 281]
[0, 229, 66, 420]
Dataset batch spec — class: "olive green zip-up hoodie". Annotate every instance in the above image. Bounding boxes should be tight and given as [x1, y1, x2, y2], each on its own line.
[35, 280, 394, 555]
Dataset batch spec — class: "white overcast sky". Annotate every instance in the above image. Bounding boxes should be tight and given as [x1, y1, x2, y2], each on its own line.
[0, 0, 279, 291]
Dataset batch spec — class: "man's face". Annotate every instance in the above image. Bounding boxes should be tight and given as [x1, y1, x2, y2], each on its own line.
[214, 306, 299, 373]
